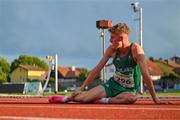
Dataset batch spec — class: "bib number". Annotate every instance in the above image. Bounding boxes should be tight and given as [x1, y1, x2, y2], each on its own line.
[113, 73, 134, 88]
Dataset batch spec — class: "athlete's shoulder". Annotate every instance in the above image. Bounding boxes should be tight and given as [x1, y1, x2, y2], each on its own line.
[105, 45, 116, 58]
[132, 42, 144, 55]
[132, 42, 141, 49]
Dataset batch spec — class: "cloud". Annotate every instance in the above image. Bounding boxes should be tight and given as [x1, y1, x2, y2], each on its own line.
[142, 0, 180, 58]
[0, 0, 179, 68]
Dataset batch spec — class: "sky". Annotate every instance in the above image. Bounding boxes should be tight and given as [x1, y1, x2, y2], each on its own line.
[0, 0, 180, 69]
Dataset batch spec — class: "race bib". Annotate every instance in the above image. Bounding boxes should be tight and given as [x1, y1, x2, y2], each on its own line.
[113, 72, 134, 88]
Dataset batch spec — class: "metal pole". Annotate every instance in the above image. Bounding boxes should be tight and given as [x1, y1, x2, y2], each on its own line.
[41, 60, 52, 93]
[100, 29, 106, 82]
[39, 55, 53, 95]
[55, 54, 58, 93]
[131, 2, 144, 94]
[102, 29, 106, 82]
[139, 7, 144, 94]
[140, 8, 143, 48]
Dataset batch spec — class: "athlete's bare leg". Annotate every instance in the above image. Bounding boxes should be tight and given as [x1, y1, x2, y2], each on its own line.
[72, 85, 106, 103]
[108, 92, 137, 104]
[49, 87, 137, 104]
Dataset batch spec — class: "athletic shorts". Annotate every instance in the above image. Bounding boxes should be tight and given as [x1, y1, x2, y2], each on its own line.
[102, 77, 136, 97]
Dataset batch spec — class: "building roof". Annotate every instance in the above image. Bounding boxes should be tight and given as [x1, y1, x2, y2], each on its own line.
[165, 61, 180, 68]
[170, 55, 180, 60]
[173, 68, 180, 75]
[154, 59, 180, 75]
[58, 66, 81, 78]
[19, 65, 45, 71]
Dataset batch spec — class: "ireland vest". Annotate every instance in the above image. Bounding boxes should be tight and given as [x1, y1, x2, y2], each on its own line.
[112, 43, 141, 92]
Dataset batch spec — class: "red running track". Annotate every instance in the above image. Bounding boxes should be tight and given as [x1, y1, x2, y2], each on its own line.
[0, 97, 179, 120]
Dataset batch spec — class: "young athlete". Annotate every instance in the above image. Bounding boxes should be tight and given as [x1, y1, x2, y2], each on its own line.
[48, 22, 171, 104]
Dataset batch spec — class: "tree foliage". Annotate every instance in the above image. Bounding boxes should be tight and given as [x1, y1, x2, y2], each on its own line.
[78, 68, 89, 81]
[0, 57, 10, 83]
[10, 55, 48, 72]
[162, 72, 180, 79]
[0, 68, 7, 83]
[149, 56, 154, 61]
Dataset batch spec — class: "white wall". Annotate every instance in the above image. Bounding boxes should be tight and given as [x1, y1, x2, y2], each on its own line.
[105, 64, 115, 80]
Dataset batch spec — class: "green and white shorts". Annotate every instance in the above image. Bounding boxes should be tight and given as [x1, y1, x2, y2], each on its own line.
[102, 77, 136, 97]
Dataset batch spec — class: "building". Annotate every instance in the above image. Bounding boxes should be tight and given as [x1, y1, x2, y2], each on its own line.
[58, 66, 81, 82]
[157, 57, 180, 75]
[10, 65, 47, 82]
[57, 66, 81, 91]
[170, 55, 180, 64]
[105, 59, 163, 80]
[105, 63, 115, 80]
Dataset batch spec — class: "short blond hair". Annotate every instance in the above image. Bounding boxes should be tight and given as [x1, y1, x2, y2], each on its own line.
[108, 22, 130, 35]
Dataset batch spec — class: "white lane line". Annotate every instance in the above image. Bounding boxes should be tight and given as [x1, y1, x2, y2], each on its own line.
[0, 116, 99, 120]
[0, 105, 180, 111]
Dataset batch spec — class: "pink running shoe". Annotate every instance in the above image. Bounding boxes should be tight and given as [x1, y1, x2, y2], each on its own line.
[94, 98, 101, 104]
[48, 95, 67, 103]
[94, 98, 110, 104]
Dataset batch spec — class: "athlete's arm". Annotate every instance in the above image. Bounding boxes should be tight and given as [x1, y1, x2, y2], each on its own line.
[132, 43, 170, 104]
[71, 46, 114, 98]
[78, 46, 114, 91]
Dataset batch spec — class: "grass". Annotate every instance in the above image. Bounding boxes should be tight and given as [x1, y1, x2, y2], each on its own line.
[1, 91, 179, 97]
[141, 91, 180, 97]
[154, 61, 173, 75]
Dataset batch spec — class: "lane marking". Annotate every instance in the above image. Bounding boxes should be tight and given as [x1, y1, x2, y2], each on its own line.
[0, 105, 180, 111]
[0, 116, 99, 120]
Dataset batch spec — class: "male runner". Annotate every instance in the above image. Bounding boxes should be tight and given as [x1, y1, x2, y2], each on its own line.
[49, 22, 170, 104]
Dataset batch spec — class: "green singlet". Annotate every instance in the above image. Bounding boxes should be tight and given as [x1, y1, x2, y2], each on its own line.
[102, 43, 141, 97]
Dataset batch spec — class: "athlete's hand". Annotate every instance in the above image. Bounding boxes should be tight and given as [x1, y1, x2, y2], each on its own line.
[70, 90, 83, 99]
[155, 99, 173, 104]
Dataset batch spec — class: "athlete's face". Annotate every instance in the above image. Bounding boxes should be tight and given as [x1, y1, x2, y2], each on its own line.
[109, 33, 123, 49]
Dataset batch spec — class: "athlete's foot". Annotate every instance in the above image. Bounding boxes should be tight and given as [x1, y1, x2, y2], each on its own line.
[94, 98, 110, 104]
[94, 98, 101, 104]
[48, 95, 69, 103]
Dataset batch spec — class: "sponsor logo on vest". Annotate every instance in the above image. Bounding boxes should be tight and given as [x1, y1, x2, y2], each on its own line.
[116, 67, 132, 73]
[116, 57, 120, 61]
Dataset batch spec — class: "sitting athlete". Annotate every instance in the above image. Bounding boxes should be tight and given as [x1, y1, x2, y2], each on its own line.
[48, 22, 170, 104]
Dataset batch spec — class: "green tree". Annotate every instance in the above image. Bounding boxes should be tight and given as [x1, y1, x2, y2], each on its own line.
[10, 55, 48, 72]
[78, 68, 89, 81]
[0, 57, 10, 83]
[162, 72, 180, 81]
[149, 56, 154, 61]
[0, 68, 7, 83]
[161, 72, 180, 88]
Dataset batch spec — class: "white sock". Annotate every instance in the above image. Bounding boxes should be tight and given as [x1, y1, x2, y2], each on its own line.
[100, 98, 110, 104]
[63, 96, 69, 102]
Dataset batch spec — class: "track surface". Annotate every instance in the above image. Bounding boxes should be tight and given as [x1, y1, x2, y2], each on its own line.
[0, 97, 179, 120]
